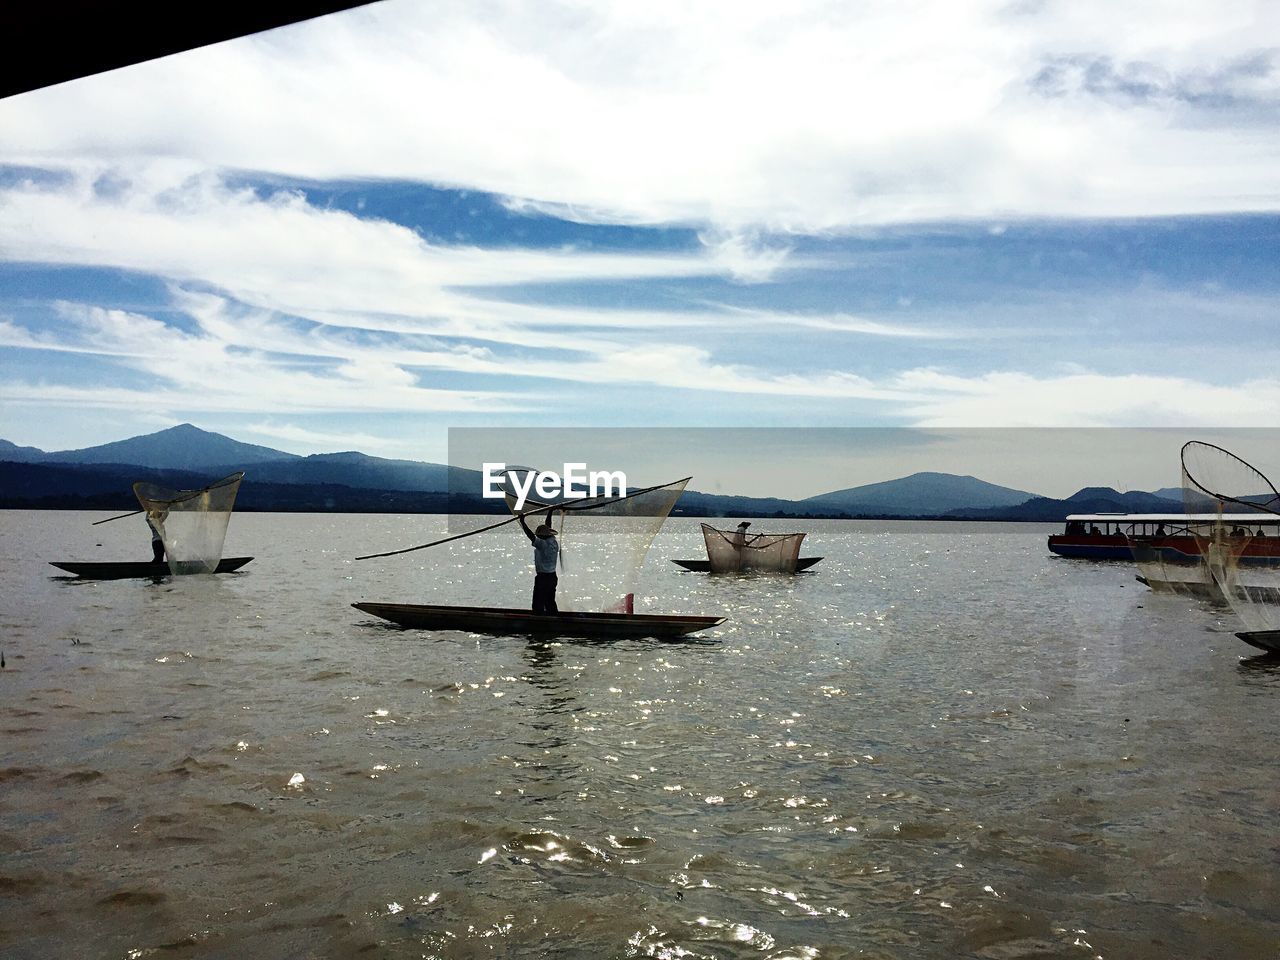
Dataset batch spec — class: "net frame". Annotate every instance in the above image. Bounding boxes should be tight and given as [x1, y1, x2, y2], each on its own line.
[501, 470, 689, 612]
[133, 471, 244, 575]
[1181, 441, 1280, 517]
[1180, 442, 1280, 632]
[700, 523, 805, 573]
[1126, 520, 1228, 602]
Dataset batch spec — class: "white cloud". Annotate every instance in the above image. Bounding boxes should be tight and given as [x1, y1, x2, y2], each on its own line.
[241, 420, 420, 456]
[3, 302, 523, 415]
[727, 308, 950, 339]
[895, 369, 1280, 426]
[0, 375, 522, 416]
[1, 166, 1272, 449]
[0, 317, 62, 349]
[177, 295, 925, 400]
[1, 0, 1275, 229]
[13, 295, 1277, 425]
[0, 164, 953, 352]
[13, 293, 919, 402]
[696, 229, 794, 283]
[0, 163, 718, 304]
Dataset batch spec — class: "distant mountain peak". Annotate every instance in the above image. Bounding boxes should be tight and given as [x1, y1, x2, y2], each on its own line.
[33, 423, 301, 471]
[148, 422, 240, 441]
[1068, 486, 1122, 500]
[947, 484, 1184, 520]
[905, 470, 980, 480]
[801, 470, 1041, 516]
[0, 438, 44, 456]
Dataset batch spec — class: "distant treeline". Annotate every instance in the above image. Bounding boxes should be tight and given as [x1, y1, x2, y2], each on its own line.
[0, 460, 1073, 520]
[0, 460, 507, 514]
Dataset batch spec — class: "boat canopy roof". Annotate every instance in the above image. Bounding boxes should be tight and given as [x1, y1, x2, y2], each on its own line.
[1065, 513, 1280, 523]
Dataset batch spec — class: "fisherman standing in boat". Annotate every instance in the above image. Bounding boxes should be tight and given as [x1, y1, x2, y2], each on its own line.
[519, 512, 560, 614]
[145, 507, 167, 563]
[731, 521, 751, 571]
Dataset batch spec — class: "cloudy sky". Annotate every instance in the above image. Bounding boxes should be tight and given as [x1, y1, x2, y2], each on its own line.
[1, 0, 1278, 494]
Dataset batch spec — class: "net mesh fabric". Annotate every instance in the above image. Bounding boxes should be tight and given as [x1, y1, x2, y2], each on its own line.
[504, 473, 687, 612]
[701, 523, 805, 573]
[1180, 442, 1280, 632]
[1128, 524, 1225, 601]
[133, 472, 243, 575]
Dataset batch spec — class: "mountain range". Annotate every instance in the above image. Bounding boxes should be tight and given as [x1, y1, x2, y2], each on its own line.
[0, 423, 1184, 519]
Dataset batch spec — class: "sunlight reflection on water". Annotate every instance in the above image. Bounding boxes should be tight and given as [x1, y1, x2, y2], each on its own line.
[0, 511, 1277, 958]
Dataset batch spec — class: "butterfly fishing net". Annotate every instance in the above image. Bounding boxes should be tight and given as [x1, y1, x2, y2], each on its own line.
[1180, 442, 1280, 632]
[701, 523, 805, 573]
[1127, 521, 1222, 600]
[133, 471, 244, 575]
[503, 471, 688, 613]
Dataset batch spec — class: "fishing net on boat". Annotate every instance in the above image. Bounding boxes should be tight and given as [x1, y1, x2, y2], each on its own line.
[1180, 442, 1280, 632]
[701, 522, 805, 573]
[1128, 523, 1223, 601]
[502, 470, 687, 613]
[133, 471, 244, 575]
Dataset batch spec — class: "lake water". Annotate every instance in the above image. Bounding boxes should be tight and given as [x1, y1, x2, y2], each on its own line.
[1, 511, 1277, 959]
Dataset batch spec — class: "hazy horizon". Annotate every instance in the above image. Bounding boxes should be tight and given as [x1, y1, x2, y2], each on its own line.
[8, 423, 1279, 501]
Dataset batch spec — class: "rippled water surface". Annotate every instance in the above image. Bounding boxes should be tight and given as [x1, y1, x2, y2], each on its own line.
[1, 511, 1277, 959]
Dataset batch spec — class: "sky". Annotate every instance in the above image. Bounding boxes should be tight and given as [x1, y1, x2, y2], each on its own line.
[448, 427, 1280, 500]
[1, 0, 1278, 497]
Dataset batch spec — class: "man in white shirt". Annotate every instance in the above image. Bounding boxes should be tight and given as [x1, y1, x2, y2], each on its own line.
[519, 513, 560, 614]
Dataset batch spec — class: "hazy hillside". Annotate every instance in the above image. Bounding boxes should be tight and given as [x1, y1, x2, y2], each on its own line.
[0, 438, 45, 460]
[1, 424, 1194, 518]
[0, 461, 222, 504]
[231, 451, 477, 492]
[803, 471, 1040, 517]
[35, 423, 298, 471]
[946, 487, 1184, 521]
[0, 461, 499, 514]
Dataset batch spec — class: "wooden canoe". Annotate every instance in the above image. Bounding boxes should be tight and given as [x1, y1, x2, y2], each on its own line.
[1236, 630, 1280, 655]
[671, 556, 823, 572]
[352, 602, 725, 639]
[49, 557, 255, 579]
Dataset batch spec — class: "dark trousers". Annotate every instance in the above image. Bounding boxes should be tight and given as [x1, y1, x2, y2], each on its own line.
[151, 539, 165, 563]
[532, 572, 558, 614]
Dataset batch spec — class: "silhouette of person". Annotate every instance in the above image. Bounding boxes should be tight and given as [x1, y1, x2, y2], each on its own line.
[146, 509, 167, 563]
